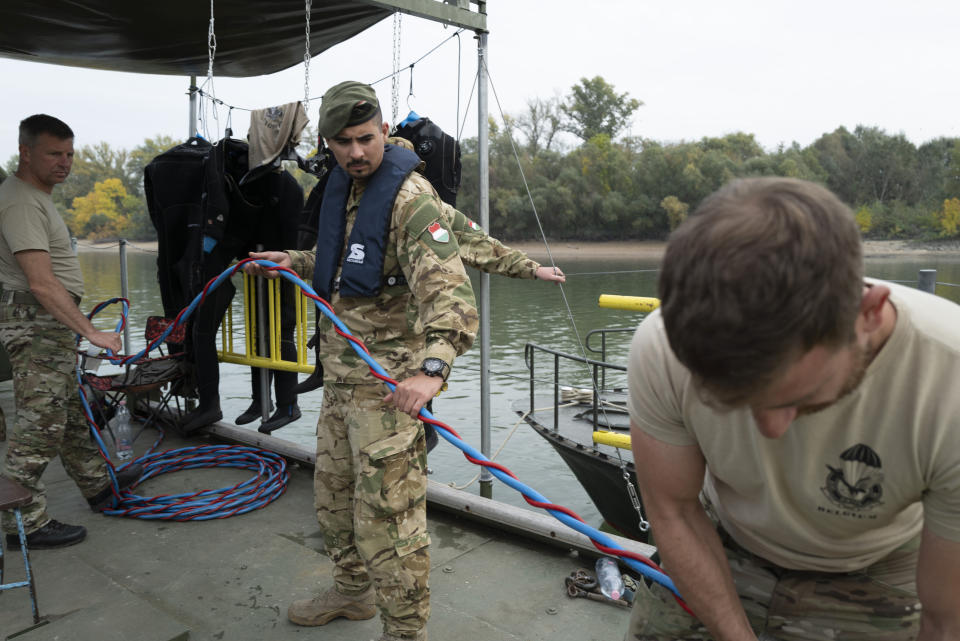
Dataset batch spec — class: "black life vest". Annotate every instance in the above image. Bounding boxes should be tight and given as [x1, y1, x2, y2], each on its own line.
[393, 117, 461, 206]
[312, 145, 420, 300]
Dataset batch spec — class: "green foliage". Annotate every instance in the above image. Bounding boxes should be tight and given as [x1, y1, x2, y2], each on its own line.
[456, 79, 960, 242]
[560, 76, 642, 142]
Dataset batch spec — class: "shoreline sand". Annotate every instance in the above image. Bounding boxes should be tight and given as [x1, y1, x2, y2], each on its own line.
[77, 238, 960, 261]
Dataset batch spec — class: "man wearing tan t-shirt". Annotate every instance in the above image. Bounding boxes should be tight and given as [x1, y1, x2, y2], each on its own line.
[626, 177, 959, 640]
[0, 114, 140, 550]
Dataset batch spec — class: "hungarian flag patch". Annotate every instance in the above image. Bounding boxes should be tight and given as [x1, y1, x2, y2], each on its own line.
[427, 221, 450, 243]
[467, 219, 482, 231]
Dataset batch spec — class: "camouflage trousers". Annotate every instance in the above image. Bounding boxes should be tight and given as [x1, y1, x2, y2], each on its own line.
[314, 382, 430, 638]
[625, 527, 921, 641]
[0, 304, 109, 534]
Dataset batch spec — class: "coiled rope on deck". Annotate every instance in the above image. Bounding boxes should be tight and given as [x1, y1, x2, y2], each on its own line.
[75, 286, 289, 520]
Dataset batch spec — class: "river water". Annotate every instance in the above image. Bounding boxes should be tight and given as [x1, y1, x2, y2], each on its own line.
[78, 246, 960, 527]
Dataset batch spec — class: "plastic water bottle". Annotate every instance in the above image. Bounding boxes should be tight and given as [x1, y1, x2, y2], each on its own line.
[113, 402, 134, 461]
[595, 556, 625, 601]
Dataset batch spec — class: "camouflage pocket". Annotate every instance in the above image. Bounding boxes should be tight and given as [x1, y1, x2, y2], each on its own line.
[358, 426, 426, 518]
[394, 530, 429, 557]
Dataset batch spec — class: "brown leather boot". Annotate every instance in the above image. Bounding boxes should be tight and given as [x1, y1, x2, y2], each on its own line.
[287, 586, 376, 626]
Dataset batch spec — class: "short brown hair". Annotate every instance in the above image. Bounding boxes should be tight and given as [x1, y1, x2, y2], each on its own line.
[658, 177, 863, 405]
[19, 114, 74, 147]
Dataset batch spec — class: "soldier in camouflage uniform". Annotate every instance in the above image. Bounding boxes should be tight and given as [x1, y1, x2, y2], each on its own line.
[0, 115, 141, 550]
[625, 178, 960, 640]
[246, 82, 479, 641]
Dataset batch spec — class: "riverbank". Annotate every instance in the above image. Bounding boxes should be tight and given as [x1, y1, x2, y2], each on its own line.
[510, 239, 960, 261]
[77, 238, 960, 260]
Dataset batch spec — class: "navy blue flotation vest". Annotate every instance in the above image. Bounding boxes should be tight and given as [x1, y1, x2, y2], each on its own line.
[312, 145, 421, 299]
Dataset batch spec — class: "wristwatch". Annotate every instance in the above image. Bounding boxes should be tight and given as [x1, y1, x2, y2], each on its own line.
[420, 357, 450, 380]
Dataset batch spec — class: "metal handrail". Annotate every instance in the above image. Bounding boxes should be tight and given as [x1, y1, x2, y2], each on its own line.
[585, 327, 635, 388]
[524, 342, 626, 436]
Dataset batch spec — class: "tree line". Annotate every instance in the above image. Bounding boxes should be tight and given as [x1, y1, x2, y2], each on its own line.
[4, 76, 959, 242]
[456, 77, 960, 241]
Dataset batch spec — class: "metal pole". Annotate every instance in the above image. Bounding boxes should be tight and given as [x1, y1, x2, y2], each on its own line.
[477, 31, 493, 499]
[918, 269, 936, 294]
[119, 239, 131, 361]
[188, 76, 198, 138]
[255, 244, 272, 422]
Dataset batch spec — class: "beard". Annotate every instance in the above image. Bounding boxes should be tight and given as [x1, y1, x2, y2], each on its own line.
[797, 341, 870, 417]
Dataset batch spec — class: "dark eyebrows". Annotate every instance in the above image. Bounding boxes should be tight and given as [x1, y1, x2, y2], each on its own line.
[332, 133, 376, 144]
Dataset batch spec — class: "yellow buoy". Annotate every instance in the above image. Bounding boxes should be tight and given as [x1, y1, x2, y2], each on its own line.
[597, 295, 660, 313]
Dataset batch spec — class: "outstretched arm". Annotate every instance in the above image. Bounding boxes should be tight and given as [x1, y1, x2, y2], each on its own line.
[443, 204, 565, 282]
[631, 422, 757, 640]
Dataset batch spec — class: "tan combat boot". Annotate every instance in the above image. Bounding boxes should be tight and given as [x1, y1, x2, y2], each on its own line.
[287, 586, 376, 626]
[375, 631, 427, 641]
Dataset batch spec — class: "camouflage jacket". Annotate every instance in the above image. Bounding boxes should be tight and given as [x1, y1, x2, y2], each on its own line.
[288, 172, 478, 384]
[386, 136, 539, 280]
[441, 202, 539, 279]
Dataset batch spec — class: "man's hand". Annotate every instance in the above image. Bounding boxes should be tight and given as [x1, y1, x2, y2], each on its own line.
[384, 373, 444, 418]
[88, 330, 122, 354]
[535, 266, 566, 283]
[244, 251, 291, 279]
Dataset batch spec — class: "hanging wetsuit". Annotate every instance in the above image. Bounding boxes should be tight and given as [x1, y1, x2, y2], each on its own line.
[393, 116, 461, 206]
[144, 137, 213, 329]
[182, 137, 303, 433]
[146, 137, 304, 433]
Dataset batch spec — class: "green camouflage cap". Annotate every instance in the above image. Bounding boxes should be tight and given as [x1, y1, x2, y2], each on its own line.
[317, 81, 380, 138]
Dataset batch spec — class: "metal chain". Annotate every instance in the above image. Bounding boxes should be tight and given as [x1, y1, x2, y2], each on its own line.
[203, 0, 219, 141]
[303, 0, 312, 107]
[391, 12, 401, 127]
[206, 0, 216, 83]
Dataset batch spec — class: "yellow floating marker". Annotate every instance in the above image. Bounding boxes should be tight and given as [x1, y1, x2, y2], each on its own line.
[592, 430, 632, 450]
[597, 295, 660, 313]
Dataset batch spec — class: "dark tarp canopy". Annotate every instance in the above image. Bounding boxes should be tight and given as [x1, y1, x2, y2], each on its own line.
[0, 1, 395, 77]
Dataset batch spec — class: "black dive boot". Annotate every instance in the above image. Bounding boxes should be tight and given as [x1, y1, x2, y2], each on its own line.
[291, 333, 323, 395]
[258, 404, 302, 434]
[179, 404, 222, 435]
[234, 402, 262, 425]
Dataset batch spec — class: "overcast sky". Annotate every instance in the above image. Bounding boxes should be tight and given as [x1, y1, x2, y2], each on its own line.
[2, 0, 957, 161]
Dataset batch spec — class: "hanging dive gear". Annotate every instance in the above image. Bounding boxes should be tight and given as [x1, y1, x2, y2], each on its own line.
[394, 115, 462, 206]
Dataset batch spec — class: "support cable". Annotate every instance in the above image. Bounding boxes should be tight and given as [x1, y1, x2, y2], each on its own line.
[479, 60, 650, 533]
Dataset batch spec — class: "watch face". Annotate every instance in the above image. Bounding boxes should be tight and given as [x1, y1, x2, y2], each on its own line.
[422, 358, 447, 376]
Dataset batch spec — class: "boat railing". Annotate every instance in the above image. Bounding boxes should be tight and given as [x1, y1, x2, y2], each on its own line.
[523, 342, 626, 434]
[584, 327, 635, 388]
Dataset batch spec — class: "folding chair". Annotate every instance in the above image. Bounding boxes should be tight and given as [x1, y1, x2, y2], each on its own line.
[0, 477, 40, 624]
[83, 317, 191, 445]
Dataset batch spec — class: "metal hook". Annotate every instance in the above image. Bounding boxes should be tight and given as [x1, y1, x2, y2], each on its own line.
[406, 63, 416, 112]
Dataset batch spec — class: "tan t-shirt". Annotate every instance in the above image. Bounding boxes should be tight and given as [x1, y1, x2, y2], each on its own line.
[627, 281, 960, 572]
[0, 175, 84, 297]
